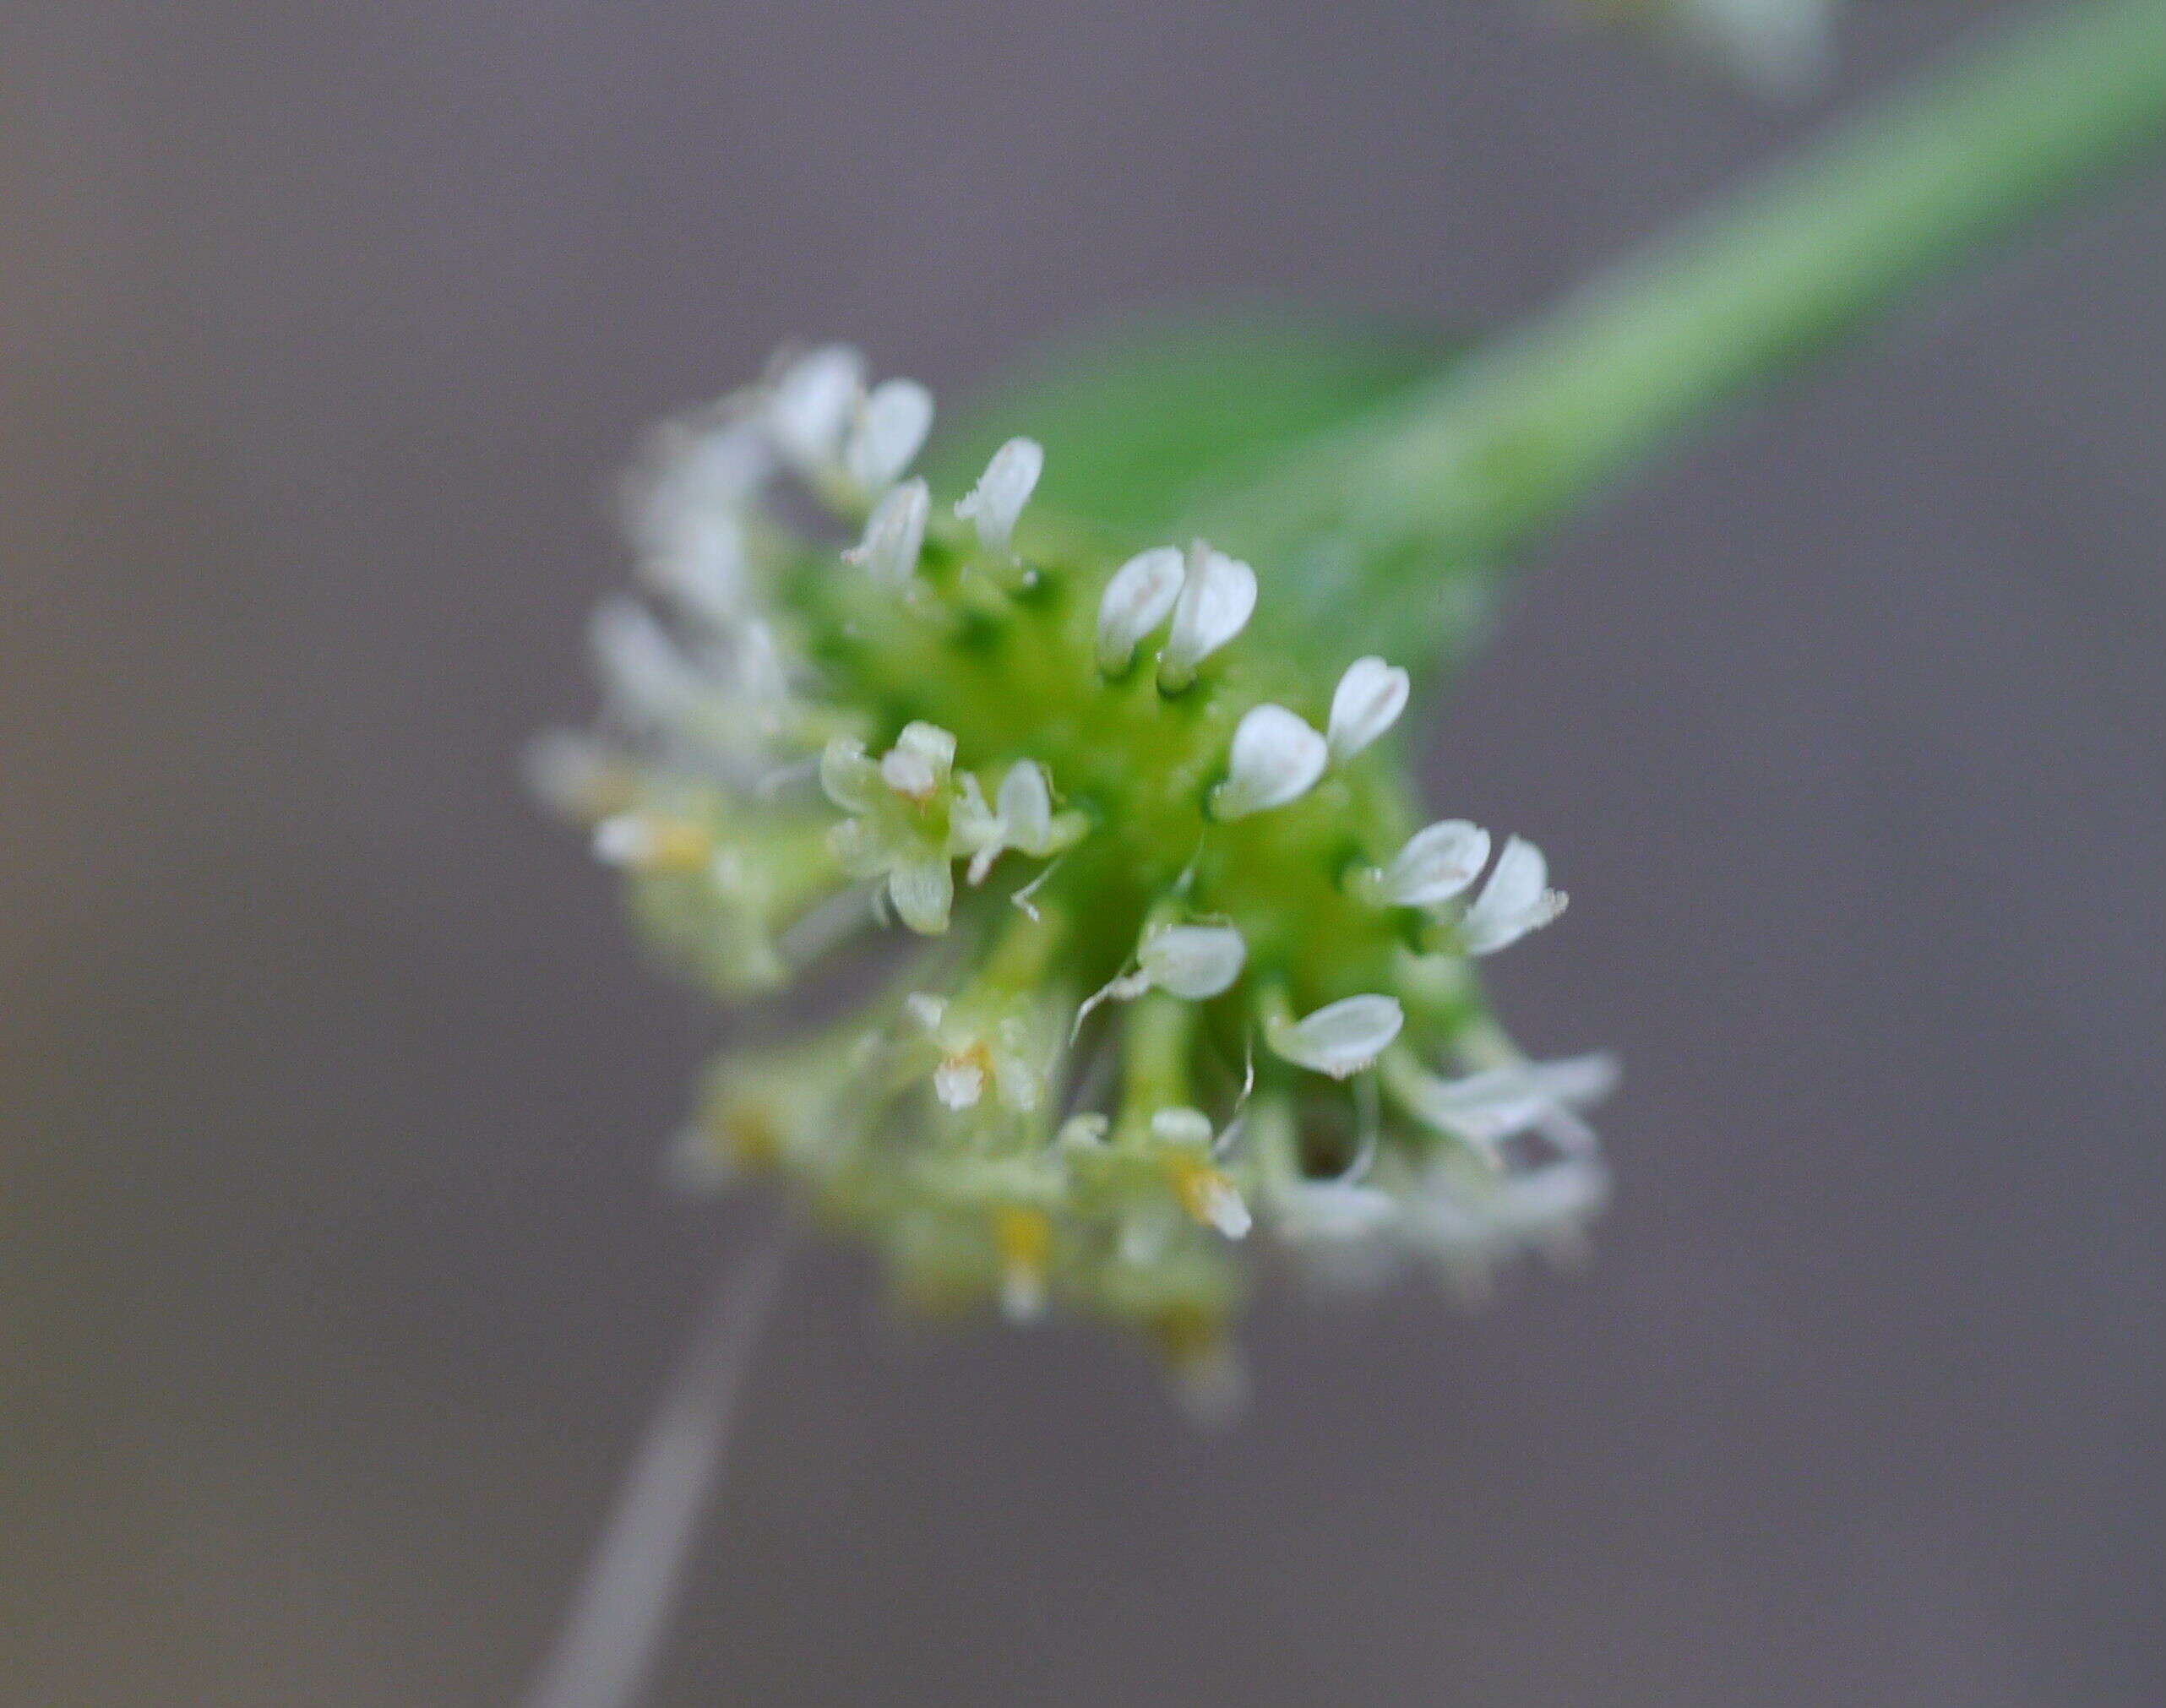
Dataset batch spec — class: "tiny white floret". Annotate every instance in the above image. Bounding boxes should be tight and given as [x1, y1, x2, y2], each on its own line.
[954, 437, 1043, 557]
[844, 477, 929, 584]
[1096, 547, 1185, 674]
[1158, 541, 1256, 692]
[1380, 819, 1493, 909]
[1138, 923, 1248, 999]
[1327, 656, 1410, 764]
[879, 721, 956, 801]
[843, 378, 933, 494]
[1265, 993, 1405, 1079]
[1459, 835, 1568, 955]
[1210, 704, 1328, 820]
[765, 344, 864, 471]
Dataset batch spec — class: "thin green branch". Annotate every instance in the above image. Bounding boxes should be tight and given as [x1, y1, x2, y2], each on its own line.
[1217, 0, 2166, 662]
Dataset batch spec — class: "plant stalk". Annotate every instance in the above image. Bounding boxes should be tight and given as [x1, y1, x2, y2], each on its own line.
[1221, 0, 2166, 659]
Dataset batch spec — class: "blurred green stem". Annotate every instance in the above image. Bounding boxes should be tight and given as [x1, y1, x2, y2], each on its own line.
[1222, 0, 2166, 659]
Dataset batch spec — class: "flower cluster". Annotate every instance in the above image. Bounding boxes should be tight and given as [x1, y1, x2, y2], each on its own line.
[532, 344, 1615, 1401]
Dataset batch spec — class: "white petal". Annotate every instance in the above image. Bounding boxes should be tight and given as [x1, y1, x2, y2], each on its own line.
[888, 859, 954, 934]
[818, 737, 883, 814]
[954, 437, 1043, 556]
[1265, 993, 1404, 1079]
[933, 1056, 985, 1109]
[1138, 923, 1247, 1000]
[1150, 1107, 1216, 1148]
[1210, 704, 1328, 820]
[1158, 542, 1256, 691]
[1274, 1178, 1400, 1242]
[843, 378, 933, 494]
[1381, 819, 1492, 908]
[1095, 547, 1185, 674]
[1327, 656, 1410, 763]
[590, 813, 654, 868]
[995, 761, 1053, 851]
[1460, 835, 1568, 955]
[879, 721, 955, 800]
[647, 512, 748, 629]
[1388, 1053, 1616, 1151]
[1195, 1175, 1252, 1239]
[589, 596, 696, 726]
[765, 344, 864, 470]
[844, 477, 928, 584]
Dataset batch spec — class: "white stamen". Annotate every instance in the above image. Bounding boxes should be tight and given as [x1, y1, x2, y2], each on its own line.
[1210, 704, 1328, 820]
[1137, 923, 1247, 999]
[1327, 656, 1410, 764]
[843, 378, 933, 495]
[955, 437, 1043, 557]
[1459, 835, 1568, 955]
[844, 477, 929, 584]
[1379, 819, 1492, 908]
[765, 345, 864, 471]
[1158, 541, 1256, 692]
[1096, 547, 1185, 674]
[1265, 993, 1405, 1079]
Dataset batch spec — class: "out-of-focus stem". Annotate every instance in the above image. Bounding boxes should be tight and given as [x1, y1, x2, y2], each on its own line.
[1222, 0, 2166, 661]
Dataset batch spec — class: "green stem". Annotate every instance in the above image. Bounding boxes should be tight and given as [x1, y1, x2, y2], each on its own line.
[1221, 0, 2166, 661]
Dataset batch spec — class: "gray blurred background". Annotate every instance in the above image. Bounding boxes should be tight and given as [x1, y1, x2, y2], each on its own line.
[5, 3, 2162, 1703]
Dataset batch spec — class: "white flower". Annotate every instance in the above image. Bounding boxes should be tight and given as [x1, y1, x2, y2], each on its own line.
[765, 344, 864, 471]
[951, 760, 1086, 884]
[1327, 655, 1410, 764]
[1385, 1051, 1618, 1157]
[844, 477, 930, 585]
[1095, 546, 1185, 674]
[954, 437, 1043, 558]
[623, 412, 771, 590]
[1271, 1178, 1401, 1243]
[1459, 835, 1567, 955]
[590, 596, 699, 727]
[1154, 1111, 1252, 1238]
[885, 860, 955, 936]
[843, 378, 933, 495]
[1265, 993, 1405, 1079]
[644, 510, 750, 630]
[590, 811, 710, 874]
[1157, 541, 1256, 693]
[1209, 704, 1328, 820]
[1139, 923, 1247, 998]
[821, 725, 963, 934]
[1073, 922, 1247, 1032]
[878, 721, 956, 801]
[909, 993, 1044, 1112]
[1373, 819, 1492, 909]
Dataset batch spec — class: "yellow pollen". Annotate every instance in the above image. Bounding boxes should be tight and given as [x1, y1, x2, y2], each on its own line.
[993, 1205, 1052, 1273]
[639, 818, 715, 873]
[1167, 1155, 1233, 1229]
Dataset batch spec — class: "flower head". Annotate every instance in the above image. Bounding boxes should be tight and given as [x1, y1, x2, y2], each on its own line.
[535, 343, 1615, 1385]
